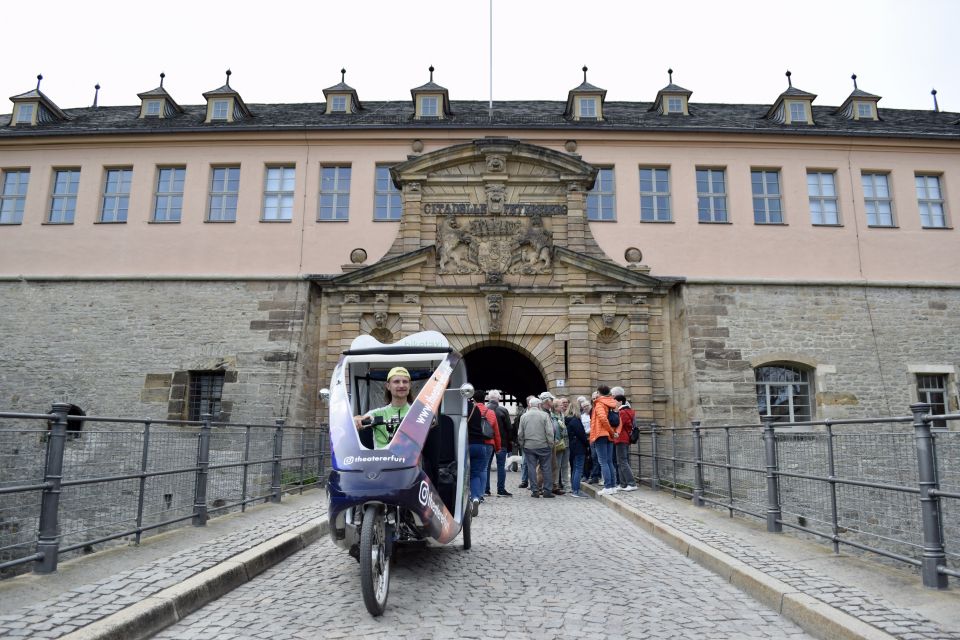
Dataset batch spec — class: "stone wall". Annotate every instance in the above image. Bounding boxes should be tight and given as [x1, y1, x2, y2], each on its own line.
[675, 283, 960, 425]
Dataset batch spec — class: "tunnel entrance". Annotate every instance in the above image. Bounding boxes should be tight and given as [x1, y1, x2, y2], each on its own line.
[462, 345, 546, 408]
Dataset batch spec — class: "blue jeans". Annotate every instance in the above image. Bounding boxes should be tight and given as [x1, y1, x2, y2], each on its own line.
[520, 448, 528, 483]
[593, 437, 616, 489]
[484, 446, 495, 494]
[469, 443, 492, 501]
[495, 448, 508, 492]
[570, 451, 586, 494]
[588, 442, 601, 480]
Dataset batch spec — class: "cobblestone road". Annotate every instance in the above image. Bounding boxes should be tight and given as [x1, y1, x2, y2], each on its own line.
[155, 478, 813, 640]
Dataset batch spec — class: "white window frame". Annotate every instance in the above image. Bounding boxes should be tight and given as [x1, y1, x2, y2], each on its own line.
[639, 167, 671, 222]
[319, 165, 351, 221]
[16, 104, 35, 124]
[374, 165, 402, 221]
[145, 100, 162, 117]
[915, 174, 947, 228]
[751, 169, 783, 224]
[262, 165, 295, 221]
[696, 168, 728, 223]
[211, 100, 229, 121]
[153, 166, 185, 222]
[755, 363, 814, 423]
[789, 102, 807, 123]
[49, 168, 80, 224]
[856, 102, 873, 119]
[100, 168, 133, 223]
[667, 97, 683, 114]
[0, 169, 30, 224]
[579, 96, 597, 119]
[420, 96, 438, 117]
[862, 172, 895, 227]
[208, 166, 240, 222]
[807, 171, 840, 225]
[330, 95, 347, 113]
[586, 167, 616, 221]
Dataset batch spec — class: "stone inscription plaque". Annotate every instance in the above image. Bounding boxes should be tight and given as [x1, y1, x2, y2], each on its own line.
[423, 203, 567, 216]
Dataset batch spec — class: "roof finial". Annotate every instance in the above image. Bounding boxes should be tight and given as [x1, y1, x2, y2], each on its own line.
[932, 88, 939, 113]
[851, 73, 858, 90]
[786, 70, 792, 88]
[225, 69, 232, 87]
[668, 68, 673, 84]
[93, 83, 100, 108]
[160, 72, 165, 88]
[36, 74, 43, 91]
[341, 68, 346, 83]
[582, 65, 588, 83]
[429, 65, 434, 82]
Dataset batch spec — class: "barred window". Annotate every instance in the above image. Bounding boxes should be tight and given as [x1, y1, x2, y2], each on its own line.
[587, 167, 616, 221]
[756, 364, 812, 423]
[189, 371, 225, 421]
[917, 374, 948, 430]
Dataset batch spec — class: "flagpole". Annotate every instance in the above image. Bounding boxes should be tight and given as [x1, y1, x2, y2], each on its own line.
[489, 0, 493, 118]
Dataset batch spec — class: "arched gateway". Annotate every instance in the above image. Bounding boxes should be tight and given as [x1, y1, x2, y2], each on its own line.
[311, 139, 680, 423]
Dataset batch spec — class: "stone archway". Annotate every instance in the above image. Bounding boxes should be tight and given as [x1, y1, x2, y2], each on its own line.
[462, 344, 547, 405]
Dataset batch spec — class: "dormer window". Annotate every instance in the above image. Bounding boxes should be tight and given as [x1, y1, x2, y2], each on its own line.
[330, 95, 347, 113]
[579, 97, 597, 118]
[765, 71, 816, 125]
[420, 95, 439, 117]
[857, 103, 872, 119]
[145, 100, 161, 117]
[788, 101, 808, 123]
[667, 97, 683, 113]
[836, 75, 881, 122]
[212, 100, 229, 120]
[137, 74, 185, 120]
[15, 103, 34, 124]
[323, 69, 363, 115]
[649, 69, 692, 116]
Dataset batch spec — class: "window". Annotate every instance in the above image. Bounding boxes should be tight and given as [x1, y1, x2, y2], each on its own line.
[639, 167, 671, 221]
[374, 165, 402, 220]
[789, 102, 806, 123]
[49, 169, 80, 224]
[188, 371, 225, 421]
[579, 97, 597, 118]
[696, 168, 728, 223]
[756, 364, 812, 423]
[1, 169, 29, 224]
[100, 168, 133, 223]
[667, 97, 683, 114]
[330, 95, 347, 113]
[857, 102, 873, 119]
[145, 100, 162, 116]
[751, 170, 783, 224]
[15, 104, 34, 124]
[862, 172, 894, 227]
[916, 174, 946, 228]
[211, 100, 229, 120]
[420, 96, 438, 117]
[154, 167, 185, 222]
[587, 168, 616, 221]
[807, 171, 839, 225]
[917, 374, 948, 429]
[262, 166, 295, 221]
[208, 166, 240, 222]
[319, 166, 351, 221]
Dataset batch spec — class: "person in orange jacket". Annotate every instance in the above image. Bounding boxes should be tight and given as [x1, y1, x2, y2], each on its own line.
[589, 385, 621, 495]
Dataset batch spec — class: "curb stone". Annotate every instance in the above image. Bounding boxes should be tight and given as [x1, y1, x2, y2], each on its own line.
[582, 484, 897, 640]
[58, 519, 328, 640]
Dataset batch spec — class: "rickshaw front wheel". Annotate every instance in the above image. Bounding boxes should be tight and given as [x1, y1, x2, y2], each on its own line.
[462, 507, 472, 550]
[359, 504, 390, 616]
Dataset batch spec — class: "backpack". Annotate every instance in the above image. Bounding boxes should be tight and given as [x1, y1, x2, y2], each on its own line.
[607, 407, 620, 428]
[629, 424, 640, 445]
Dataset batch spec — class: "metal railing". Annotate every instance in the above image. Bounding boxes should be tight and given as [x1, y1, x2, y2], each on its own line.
[0, 403, 328, 576]
[630, 403, 959, 590]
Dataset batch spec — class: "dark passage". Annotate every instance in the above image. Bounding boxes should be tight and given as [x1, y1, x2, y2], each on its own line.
[462, 346, 546, 406]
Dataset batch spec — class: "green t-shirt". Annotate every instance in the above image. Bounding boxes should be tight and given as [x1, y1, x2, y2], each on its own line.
[365, 403, 410, 448]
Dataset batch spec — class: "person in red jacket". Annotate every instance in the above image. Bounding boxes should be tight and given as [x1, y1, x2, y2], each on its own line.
[613, 393, 638, 491]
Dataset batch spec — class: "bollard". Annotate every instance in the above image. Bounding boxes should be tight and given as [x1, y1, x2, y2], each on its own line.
[761, 415, 783, 533]
[192, 413, 212, 526]
[911, 403, 949, 589]
[271, 419, 285, 503]
[35, 402, 70, 574]
[691, 420, 705, 507]
[649, 422, 660, 491]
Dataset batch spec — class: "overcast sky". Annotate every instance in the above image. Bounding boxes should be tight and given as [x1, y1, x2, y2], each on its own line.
[3, 0, 957, 113]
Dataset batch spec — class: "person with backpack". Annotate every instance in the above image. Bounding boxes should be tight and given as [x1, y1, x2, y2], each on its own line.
[612, 393, 638, 491]
[589, 385, 621, 495]
[467, 396, 500, 516]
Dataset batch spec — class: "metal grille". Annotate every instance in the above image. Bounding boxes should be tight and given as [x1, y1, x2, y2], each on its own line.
[188, 372, 224, 421]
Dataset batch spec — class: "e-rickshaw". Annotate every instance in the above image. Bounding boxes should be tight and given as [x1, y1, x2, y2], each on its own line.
[320, 331, 474, 616]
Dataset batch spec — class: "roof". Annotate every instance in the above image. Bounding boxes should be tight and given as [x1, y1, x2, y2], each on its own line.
[1, 99, 957, 140]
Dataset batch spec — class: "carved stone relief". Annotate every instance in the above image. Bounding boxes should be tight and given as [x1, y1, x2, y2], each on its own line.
[486, 183, 506, 214]
[487, 294, 503, 334]
[486, 154, 506, 173]
[436, 214, 554, 276]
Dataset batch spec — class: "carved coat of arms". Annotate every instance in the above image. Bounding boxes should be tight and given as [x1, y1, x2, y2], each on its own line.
[437, 214, 553, 276]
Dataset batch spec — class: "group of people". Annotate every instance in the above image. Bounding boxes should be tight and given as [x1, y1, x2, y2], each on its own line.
[353, 366, 639, 517]
[515, 385, 638, 498]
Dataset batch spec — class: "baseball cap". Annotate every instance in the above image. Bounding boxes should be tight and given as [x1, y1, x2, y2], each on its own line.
[539, 391, 556, 401]
[386, 367, 410, 381]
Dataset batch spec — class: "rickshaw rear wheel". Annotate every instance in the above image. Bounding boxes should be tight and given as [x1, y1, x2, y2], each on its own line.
[359, 504, 390, 616]
[462, 507, 472, 550]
